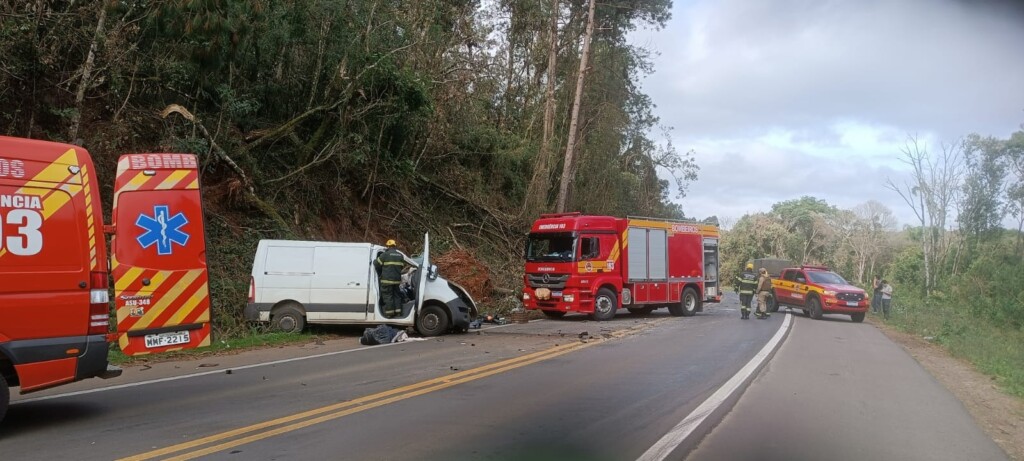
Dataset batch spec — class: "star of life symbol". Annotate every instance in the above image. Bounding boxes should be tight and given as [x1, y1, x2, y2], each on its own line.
[136, 205, 189, 255]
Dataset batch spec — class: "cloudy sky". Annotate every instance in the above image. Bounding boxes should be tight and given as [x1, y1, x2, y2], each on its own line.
[629, 0, 1024, 228]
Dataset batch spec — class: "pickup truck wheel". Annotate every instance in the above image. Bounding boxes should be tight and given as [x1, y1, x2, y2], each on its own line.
[808, 297, 823, 320]
[542, 310, 566, 319]
[768, 294, 780, 313]
[417, 304, 450, 336]
[0, 373, 8, 423]
[851, 313, 865, 323]
[271, 304, 306, 333]
[593, 288, 617, 321]
[627, 306, 654, 315]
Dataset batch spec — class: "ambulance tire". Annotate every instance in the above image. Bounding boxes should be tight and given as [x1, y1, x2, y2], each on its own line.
[417, 304, 450, 337]
[0, 373, 8, 423]
[592, 288, 618, 321]
[271, 304, 306, 333]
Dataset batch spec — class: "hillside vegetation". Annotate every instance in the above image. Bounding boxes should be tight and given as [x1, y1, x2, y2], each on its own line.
[1, 0, 695, 334]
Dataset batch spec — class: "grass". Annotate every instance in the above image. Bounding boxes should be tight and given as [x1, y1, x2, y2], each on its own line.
[107, 331, 320, 366]
[882, 297, 1024, 398]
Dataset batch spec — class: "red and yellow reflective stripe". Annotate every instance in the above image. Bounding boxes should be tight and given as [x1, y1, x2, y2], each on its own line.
[0, 148, 83, 260]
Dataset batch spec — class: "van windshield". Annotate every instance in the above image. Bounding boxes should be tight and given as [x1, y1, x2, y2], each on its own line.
[525, 232, 576, 262]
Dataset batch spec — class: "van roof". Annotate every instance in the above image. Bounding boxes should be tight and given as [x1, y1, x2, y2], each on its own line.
[257, 240, 375, 248]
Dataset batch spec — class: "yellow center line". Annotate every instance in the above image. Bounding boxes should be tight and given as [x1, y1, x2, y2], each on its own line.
[120, 321, 662, 461]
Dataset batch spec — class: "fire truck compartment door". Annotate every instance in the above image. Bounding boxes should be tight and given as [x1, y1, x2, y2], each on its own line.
[627, 227, 648, 280]
[111, 154, 211, 356]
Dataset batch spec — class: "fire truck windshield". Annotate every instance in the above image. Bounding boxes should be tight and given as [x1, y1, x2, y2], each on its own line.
[525, 232, 576, 262]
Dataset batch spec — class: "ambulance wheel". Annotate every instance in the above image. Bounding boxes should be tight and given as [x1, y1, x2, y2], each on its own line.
[676, 287, 699, 317]
[627, 306, 654, 316]
[542, 310, 566, 319]
[593, 288, 617, 321]
[417, 304, 450, 337]
[0, 373, 9, 423]
[271, 304, 306, 333]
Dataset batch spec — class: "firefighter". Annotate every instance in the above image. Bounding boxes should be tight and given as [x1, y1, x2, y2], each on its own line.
[735, 262, 758, 319]
[374, 239, 407, 318]
[755, 267, 773, 319]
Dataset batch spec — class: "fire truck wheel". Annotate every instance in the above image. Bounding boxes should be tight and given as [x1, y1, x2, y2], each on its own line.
[271, 304, 306, 333]
[627, 307, 654, 316]
[593, 288, 618, 321]
[542, 310, 567, 319]
[417, 304, 450, 337]
[675, 287, 699, 317]
[808, 297, 823, 320]
[0, 373, 8, 423]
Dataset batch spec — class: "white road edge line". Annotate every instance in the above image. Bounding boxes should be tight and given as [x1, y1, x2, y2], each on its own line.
[636, 313, 793, 461]
[12, 322, 525, 405]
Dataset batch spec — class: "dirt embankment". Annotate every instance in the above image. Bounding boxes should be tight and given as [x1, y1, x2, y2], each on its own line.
[870, 318, 1024, 460]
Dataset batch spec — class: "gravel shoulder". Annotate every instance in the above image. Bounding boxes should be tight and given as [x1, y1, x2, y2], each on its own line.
[869, 317, 1024, 461]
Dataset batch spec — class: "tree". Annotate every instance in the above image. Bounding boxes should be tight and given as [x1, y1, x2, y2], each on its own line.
[555, 0, 597, 213]
[886, 136, 965, 296]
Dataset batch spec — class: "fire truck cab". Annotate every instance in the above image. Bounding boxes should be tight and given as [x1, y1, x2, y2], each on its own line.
[522, 213, 721, 320]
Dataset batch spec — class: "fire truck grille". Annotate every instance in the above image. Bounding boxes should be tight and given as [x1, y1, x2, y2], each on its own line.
[837, 292, 864, 302]
[527, 273, 569, 289]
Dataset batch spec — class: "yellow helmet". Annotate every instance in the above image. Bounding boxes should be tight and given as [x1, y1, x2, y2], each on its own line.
[386, 239, 396, 247]
[745, 262, 754, 270]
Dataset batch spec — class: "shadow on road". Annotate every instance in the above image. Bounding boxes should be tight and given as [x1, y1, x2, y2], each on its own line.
[1, 400, 104, 438]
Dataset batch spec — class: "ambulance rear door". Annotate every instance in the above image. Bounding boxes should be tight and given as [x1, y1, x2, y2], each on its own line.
[111, 153, 211, 356]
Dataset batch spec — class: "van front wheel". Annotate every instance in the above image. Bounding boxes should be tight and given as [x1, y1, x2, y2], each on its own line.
[417, 305, 450, 337]
[271, 305, 306, 333]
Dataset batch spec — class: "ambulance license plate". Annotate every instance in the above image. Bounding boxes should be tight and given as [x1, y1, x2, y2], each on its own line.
[145, 330, 190, 348]
[846, 301, 858, 307]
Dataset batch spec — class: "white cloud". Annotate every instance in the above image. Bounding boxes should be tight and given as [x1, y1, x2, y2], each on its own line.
[634, 0, 1024, 227]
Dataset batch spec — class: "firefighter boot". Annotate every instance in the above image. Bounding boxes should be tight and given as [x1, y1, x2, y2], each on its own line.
[741, 309, 749, 319]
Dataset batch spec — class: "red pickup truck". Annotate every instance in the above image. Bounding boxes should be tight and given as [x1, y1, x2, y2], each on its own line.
[770, 265, 869, 322]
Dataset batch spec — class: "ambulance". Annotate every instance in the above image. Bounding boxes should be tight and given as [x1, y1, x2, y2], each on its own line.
[0, 136, 211, 422]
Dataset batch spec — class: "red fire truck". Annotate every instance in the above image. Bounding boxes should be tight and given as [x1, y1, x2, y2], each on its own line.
[522, 213, 721, 320]
[0, 136, 211, 422]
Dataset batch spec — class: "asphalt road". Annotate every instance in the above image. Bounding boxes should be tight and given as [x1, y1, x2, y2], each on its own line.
[688, 309, 1010, 461]
[1, 295, 783, 461]
[1, 295, 1007, 461]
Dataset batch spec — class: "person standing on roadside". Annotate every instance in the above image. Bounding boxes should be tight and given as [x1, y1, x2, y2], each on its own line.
[880, 280, 894, 320]
[735, 262, 758, 320]
[755, 267, 773, 319]
[871, 276, 882, 314]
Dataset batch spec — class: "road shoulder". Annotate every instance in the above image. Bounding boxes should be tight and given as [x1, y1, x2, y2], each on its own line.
[869, 317, 1024, 461]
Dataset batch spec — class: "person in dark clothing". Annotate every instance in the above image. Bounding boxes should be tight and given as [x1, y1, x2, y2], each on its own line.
[735, 262, 758, 320]
[374, 239, 407, 318]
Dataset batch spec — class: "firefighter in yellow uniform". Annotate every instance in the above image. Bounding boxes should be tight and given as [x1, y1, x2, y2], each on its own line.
[735, 262, 758, 320]
[755, 267, 772, 319]
[374, 239, 407, 318]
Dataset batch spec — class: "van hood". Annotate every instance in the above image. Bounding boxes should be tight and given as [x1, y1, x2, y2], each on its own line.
[442, 278, 479, 319]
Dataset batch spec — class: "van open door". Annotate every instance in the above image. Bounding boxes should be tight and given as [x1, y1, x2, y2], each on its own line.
[415, 233, 429, 312]
[111, 153, 211, 356]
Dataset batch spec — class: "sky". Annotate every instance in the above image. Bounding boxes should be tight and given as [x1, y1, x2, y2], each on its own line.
[629, 0, 1024, 228]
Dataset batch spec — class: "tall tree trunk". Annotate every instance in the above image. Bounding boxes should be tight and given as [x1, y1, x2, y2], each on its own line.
[68, 2, 107, 141]
[522, 0, 560, 217]
[555, 0, 596, 213]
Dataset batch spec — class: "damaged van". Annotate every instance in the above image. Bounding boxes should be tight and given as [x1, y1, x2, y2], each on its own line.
[244, 234, 476, 336]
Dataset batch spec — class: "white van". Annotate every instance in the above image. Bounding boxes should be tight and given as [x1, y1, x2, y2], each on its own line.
[244, 234, 476, 336]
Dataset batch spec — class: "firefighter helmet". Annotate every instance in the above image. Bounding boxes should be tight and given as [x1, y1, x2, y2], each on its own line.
[386, 239, 396, 247]
[745, 262, 754, 270]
